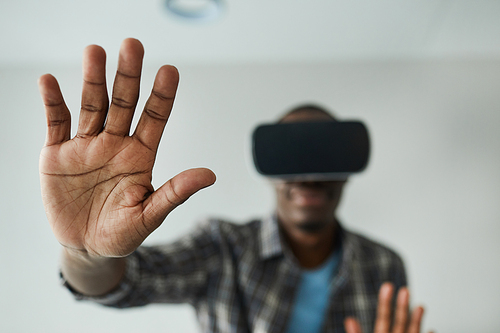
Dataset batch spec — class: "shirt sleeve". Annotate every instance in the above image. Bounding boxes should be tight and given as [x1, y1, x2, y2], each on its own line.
[61, 219, 223, 308]
[389, 250, 407, 290]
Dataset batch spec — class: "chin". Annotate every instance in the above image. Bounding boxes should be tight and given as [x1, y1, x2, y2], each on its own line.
[295, 220, 329, 234]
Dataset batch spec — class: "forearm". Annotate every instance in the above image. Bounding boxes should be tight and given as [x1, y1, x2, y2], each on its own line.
[60, 247, 127, 296]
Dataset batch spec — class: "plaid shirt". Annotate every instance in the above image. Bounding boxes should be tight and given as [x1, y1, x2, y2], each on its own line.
[65, 215, 406, 333]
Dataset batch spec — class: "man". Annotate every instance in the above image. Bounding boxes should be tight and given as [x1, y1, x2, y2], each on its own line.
[39, 38, 427, 333]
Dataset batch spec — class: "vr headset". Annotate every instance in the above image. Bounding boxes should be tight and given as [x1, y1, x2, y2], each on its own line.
[252, 121, 370, 180]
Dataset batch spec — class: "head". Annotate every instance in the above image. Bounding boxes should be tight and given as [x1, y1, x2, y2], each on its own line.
[274, 104, 347, 243]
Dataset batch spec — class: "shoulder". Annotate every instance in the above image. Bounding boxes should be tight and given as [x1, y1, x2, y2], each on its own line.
[343, 228, 406, 272]
[196, 216, 261, 235]
[194, 217, 263, 249]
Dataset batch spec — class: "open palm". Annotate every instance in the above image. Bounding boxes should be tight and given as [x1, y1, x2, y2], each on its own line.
[39, 39, 215, 257]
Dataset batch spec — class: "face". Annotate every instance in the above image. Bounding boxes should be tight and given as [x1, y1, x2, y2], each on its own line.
[274, 109, 346, 235]
[275, 180, 346, 233]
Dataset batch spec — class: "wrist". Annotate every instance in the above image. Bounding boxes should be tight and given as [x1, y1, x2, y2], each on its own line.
[61, 246, 126, 270]
[60, 246, 128, 296]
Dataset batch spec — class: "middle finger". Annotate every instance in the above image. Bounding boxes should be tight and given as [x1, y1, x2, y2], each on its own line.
[374, 283, 394, 333]
[104, 38, 144, 137]
[392, 287, 410, 333]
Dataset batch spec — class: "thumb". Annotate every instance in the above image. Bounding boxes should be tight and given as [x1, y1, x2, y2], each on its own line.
[142, 167, 216, 232]
[344, 317, 363, 333]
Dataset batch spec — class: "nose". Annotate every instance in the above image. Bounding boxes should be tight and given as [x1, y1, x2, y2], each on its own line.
[287, 180, 345, 189]
[290, 181, 328, 188]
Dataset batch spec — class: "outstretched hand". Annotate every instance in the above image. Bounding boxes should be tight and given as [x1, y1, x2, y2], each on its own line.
[39, 39, 216, 257]
[344, 283, 432, 333]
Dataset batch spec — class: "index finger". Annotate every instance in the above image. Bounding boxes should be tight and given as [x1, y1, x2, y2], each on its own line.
[344, 317, 363, 333]
[133, 65, 179, 151]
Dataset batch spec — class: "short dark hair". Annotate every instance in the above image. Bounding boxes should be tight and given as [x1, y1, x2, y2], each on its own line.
[278, 104, 337, 123]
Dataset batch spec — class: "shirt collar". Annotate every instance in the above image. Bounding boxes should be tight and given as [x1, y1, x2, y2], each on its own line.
[258, 213, 357, 267]
[259, 213, 284, 260]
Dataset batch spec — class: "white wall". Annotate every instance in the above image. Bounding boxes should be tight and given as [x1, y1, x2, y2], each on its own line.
[1, 59, 499, 332]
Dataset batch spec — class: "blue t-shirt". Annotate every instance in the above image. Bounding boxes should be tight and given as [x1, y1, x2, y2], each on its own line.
[285, 248, 342, 333]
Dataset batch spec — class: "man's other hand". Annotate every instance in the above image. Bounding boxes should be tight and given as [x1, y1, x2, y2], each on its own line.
[344, 283, 433, 333]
